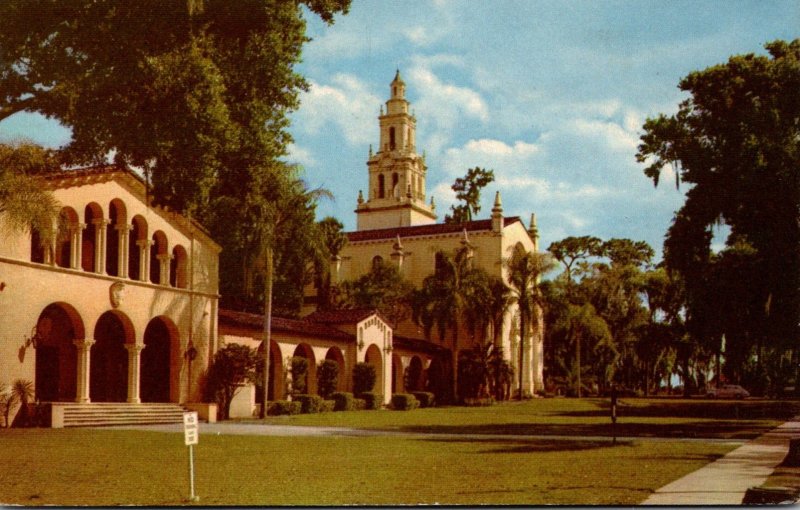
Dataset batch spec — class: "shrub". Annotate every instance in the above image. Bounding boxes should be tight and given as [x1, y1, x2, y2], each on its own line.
[391, 393, 419, 411]
[331, 391, 355, 411]
[463, 397, 495, 407]
[205, 344, 258, 420]
[411, 391, 435, 408]
[267, 400, 301, 416]
[353, 398, 367, 411]
[293, 394, 324, 414]
[353, 362, 376, 395]
[360, 391, 382, 410]
[321, 400, 335, 413]
[290, 357, 309, 396]
[317, 359, 339, 399]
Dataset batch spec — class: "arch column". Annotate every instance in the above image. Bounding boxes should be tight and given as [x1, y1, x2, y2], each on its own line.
[69, 223, 86, 270]
[116, 224, 132, 277]
[125, 343, 145, 403]
[92, 219, 109, 274]
[73, 338, 95, 403]
[136, 239, 153, 282]
[157, 253, 173, 286]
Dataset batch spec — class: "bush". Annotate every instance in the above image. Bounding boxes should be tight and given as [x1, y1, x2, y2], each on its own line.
[321, 400, 335, 413]
[267, 400, 301, 416]
[331, 392, 355, 411]
[360, 391, 383, 410]
[353, 363, 376, 395]
[205, 344, 258, 420]
[290, 357, 309, 396]
[353, 398, 367, 411]
[411, 391, 435, 408]
[317, 359, 339, 399]
[293, 394, 324, 414]
[463, 397, 494, 407]
[391, 393, 419, 411]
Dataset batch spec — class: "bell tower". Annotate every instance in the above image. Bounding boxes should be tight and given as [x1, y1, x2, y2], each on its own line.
[356, 70, 437, 231]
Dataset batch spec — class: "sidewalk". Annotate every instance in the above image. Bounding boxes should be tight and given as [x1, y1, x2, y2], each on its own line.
[641, 415, 800, 505]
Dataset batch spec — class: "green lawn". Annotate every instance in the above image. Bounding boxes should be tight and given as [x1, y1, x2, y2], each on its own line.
[1, 398, 793, 505]
[0, 428, 734, 506]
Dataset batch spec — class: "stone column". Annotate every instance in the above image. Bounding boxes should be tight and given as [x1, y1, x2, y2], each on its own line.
[116, 224, 132, 278]
[69, 223, 86, 270]
[125, 343, 145, 404]
[92, 219, 109, 274]
[157, 253, 173, 286]
[73, 338, 96, 403]
[136, 239, 153, 282]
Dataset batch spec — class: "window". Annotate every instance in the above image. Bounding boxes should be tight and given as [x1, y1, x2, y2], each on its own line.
[378, 174, 385, 198]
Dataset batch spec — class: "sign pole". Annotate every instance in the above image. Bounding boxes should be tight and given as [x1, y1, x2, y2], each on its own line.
[188, 444, 197, 502]
[183, 411, 200, 502]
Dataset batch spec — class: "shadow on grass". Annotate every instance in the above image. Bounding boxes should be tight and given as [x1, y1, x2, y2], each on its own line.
[419, 436, 631, 453]
[396, 420, 772, 439]
[562, 399, 800, 420]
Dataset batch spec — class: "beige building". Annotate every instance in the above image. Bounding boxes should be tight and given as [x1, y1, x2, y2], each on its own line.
[306, 72, 545, 398]
[0, 166, 219, 426]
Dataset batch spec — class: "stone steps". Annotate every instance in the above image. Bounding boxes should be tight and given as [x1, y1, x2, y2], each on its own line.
[52, 403, 187, 428]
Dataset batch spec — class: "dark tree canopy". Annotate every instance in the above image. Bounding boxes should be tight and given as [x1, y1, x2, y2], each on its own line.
[637, 39, 800, 349]
[444, 167, 495, 224]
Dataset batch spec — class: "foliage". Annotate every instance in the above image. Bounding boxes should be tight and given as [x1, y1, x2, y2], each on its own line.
[290, 356, 309, 396]
[267, 400, 301, 416]
[352, 363, 376, 396]
[360, 392, 383, 410]
[444, 167, 495, 223]
[637, 39, 800, 390]
[293, 394, 324, 414]
[205, 344, 259, 420]
[0, 382, 15, 428]
[330, 392, 355, 411]
[339, 259, 414, 327]
[0, 143, 61, 249]
[314, 216, 348, 310]
[390, 394, 419, 411]
[410, 392, 436, 408]
[316, 360, 339, 399]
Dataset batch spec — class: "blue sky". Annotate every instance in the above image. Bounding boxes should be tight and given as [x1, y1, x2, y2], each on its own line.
[1, 0, 797, 259]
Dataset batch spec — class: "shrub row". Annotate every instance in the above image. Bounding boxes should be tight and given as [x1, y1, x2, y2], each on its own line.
[267, 400, 301, 416]
[391, 393, 419, 411]
[411, 391, 435, 408]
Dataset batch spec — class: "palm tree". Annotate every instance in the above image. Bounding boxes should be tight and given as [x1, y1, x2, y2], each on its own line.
[560, 303, 612, 397]
[0, 143, 61, 251]
[314, 216, 348, 310]
[412, 245, 489, 402]
[505, 248, 556, 399]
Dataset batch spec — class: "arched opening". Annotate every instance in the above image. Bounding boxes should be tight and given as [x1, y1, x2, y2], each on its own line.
[325, 347, 346, 391]
[392, 173, 399, 198]
[30, 225, 46, 263]
[141, 317, 177, 403]
[55, 207, 79, 268]
[106, 199, 127, 277]
[256, 341, 284, 403]
[364, 344, 383, 395]
[434, 251, 446, 276]
[170, 245, 188, 288]
[150, 231, 168, 284]
[129, 216, 147, 280]
[389, 127, 396, 150]
[292, 343, 317, 395]
[34, 303, 84, 402]
[426, 355, 450, 404]
[405, 356, 424, 392]
[82, 203, 103, 272]
[91, 311, 133, 402]
[378, 174, 385, 199]
[371, 255, 384, 270]
[392, 353, 403, 394]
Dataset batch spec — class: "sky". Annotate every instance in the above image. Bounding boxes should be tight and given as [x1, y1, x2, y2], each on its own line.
[1, 0, 797, 260]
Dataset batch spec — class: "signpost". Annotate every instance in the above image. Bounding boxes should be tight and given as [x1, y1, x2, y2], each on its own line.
[183, 412, 199, 502]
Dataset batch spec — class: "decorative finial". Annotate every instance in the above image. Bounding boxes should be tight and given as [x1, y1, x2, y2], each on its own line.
[380, 105, 384, 115]
[493, 190, 503, 210]
[369, 144, 373, 157]
[357, 190, 364, 204]
[430, 196, 436, 211]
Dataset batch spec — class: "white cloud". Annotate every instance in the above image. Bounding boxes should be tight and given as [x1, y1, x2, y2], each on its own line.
[285, 143, 316, 167]
[408, 66, 489, 127]
[568, 118, 639, 153]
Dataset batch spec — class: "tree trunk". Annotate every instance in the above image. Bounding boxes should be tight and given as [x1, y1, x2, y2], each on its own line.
[518, 312, 526, 400]
[259, 247, 273, 419]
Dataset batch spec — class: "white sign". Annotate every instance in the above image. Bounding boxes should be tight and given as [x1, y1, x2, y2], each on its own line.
[183, 412, 199, 446]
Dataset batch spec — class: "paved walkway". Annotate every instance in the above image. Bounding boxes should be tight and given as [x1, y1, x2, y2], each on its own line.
[641, 416, 800, 505]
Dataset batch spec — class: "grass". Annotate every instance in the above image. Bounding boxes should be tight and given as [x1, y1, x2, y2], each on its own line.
[1, 398, 793, 505]
[0, 428, 734, 506]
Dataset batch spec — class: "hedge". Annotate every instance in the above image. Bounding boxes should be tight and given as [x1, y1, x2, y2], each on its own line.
[293, 394, 324, 414]
[360, 391, 383, 410]
[353, 398, 367, 411]
[391, 393, 419, 411]
[267, 400, 301, 416]
[321, 400, 336, 413]
[331, 392, 355, 411]
[411, 391, 436, 408]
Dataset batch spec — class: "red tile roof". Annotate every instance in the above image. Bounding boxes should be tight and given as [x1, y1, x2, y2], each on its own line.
[304, 308, 391, 325]
[346, 217, 522, 242]
[218, 309, 353, 340]
[393, 334, 449, 355]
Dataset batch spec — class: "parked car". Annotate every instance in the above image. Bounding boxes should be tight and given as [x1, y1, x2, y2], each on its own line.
[706, 384, 750, 399]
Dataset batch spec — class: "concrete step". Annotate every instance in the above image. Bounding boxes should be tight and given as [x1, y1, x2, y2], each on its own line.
[53, 403, 187, 428]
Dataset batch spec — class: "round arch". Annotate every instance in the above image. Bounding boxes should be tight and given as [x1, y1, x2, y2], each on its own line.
[391, 353, 403, 394]
[82, 202, 104, 272]
[405, 355, 425, 392]
[292, 343, 317, 395]
[53, 207, 79, 268]
[170, 245, 188, 288]
[90, 310, 134, 402]
[150, 230, 168, 284]
[364, 344, 383, 395]
[34, 302, 85, 402]
[256, 341, 285, 403]
[106, 199, 127, 277]
[140, 316, 179, 403]
[325, 347, 346, 392]
[128, 215, 148, 280]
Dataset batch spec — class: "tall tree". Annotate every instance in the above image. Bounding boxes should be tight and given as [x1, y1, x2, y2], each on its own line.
[444, 167, 495, 224]
[637, 39, 800, 374]
[505, 249, 556, 399]
[314, 216, 348, 311]
[339, 259, 413, 328]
